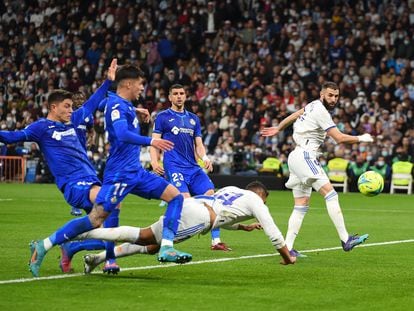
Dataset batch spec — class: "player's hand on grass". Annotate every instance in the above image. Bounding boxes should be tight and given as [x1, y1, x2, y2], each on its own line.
[260, 127, 279, 137]
[151, 138, 174, 152]
[107, 58, 117, 81]
[239, 223, 262, 231]
[280, 256, 296, 265]
[136, 108, 150, 123]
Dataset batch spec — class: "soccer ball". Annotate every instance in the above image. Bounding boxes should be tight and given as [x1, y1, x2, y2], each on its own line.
[357, 171, 384, 197]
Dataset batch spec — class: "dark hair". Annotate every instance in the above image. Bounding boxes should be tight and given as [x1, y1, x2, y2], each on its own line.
[321, 81, 339, 91]
[47, 89, 73, 109]
[72, 91, 86, 110]
[115, 64, 145, 84]
[169, 84, 185, 94]
[245, 181, 269, 198]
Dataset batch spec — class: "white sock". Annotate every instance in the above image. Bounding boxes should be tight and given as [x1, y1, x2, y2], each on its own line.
[211, 238, 221, 245]
[160, 239, 173, 247]
[115, 243, 148, 258]
[43, 238, 53, 251]
[92, 243, 149, 266]
[325, 190, 349, 242]
[285, 205, 309, 250]
[75, 226, 140, 243]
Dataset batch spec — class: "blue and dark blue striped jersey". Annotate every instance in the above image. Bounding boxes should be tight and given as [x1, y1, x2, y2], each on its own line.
[153, 108, 202, 170]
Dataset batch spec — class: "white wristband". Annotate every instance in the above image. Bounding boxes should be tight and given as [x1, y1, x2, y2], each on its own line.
[202, 155, 209, 161]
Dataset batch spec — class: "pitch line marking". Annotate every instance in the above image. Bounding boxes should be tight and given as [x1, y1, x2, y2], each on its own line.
[1, 238, 413, 285]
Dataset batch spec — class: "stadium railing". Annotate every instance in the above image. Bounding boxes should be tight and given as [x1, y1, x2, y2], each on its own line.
[0, 156, 26, 183]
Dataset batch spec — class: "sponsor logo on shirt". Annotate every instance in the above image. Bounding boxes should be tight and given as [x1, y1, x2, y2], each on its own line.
[169, 118, 175, 122]
[51, 128, 76, 141]
[170, 126, 194, 136]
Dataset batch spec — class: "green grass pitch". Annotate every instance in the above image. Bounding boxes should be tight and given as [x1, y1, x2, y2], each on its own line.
[0, 183, 413, 310]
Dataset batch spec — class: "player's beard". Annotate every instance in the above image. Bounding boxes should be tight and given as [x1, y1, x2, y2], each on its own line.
[322, 97, 336, 111]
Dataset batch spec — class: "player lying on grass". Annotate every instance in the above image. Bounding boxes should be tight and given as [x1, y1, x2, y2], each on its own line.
[73, 181, 296, 272]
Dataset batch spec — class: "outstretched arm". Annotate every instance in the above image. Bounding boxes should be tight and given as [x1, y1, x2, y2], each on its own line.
[327, 127, 373, 144]
[76, 59, 117, 119]
[0, 130, 28, 144]
[261, 108, 305, 137]
[113, 120, 174, 152]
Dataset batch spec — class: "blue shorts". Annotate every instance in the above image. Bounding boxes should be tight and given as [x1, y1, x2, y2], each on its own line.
[62, 176, 101, 213]
[96, 169, 169, 213]
[166, 166, 214, 195]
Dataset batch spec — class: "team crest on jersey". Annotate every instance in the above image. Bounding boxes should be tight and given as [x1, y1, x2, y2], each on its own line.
[189, 119, 195, 125]
[111, 109, 120, 121]
[171, 126, 180, 135]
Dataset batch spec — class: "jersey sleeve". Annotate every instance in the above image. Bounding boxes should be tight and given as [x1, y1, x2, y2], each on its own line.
[316, 104, 336, 131]
[111, 104, 152, 146]
[72, 80, 111, 126]
[251, 199, 286, 250]
[152, 113, 164, 135]
[194, 114, 202, 138]
[0, 121, 43, 144]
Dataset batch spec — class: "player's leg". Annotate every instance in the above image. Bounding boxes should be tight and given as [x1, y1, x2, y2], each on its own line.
[125, 170, 190, 263]
[317, 182, 369, 251]
[29, 205, 108, 277]
[102, 208, 121, 274]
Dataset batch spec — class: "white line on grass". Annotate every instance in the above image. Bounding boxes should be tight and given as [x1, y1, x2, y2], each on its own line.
[1, 238, 413, 285]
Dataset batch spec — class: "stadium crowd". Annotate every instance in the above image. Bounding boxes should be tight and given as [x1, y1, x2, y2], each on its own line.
[0, 0, 413, 189]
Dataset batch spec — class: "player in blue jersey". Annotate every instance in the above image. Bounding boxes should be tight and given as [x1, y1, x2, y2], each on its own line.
[0, 59, 118, 277]
[59, 90, 122, 275]
[94, 64, 192, 264]
[69, 91, 95, 216]
[150, 84, 231, 251]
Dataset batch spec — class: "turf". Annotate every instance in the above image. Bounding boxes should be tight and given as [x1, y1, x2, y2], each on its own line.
[0, 183, 413, 310]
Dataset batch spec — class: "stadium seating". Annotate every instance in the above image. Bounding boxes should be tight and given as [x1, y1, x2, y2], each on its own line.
[390, 161, 413, 194]
[327, 158, 349, 193]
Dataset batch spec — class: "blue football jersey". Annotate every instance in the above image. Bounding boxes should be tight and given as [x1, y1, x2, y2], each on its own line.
[72, 114, 94, 151]
[103, 92, 151, 178]
[0, 118, 96, 190]
[153, 109, 202, 170]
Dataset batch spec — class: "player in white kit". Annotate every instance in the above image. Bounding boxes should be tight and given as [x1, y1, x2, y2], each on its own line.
[76, 181, 296, 272]
[261, 82, 374, 257]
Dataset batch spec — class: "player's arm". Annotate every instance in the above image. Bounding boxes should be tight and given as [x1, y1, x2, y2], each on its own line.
[195, 136, 213, 172]
[327, 127, 374, 144]
[252, 203, 296, 265]
[0, 130, 28, 144]
[74, 59, 117, 120]
[150, 132, 165, 175]
[261, 108, 304, 137]
[112, 113, 173, 151]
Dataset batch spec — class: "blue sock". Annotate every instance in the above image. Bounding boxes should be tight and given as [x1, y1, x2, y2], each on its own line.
[211, 227, 221, 240]
[65, 240, 106, 257]
[103, 208, 120, 260]
[49, 216, 94, 245]
[162, 194, 183, 241]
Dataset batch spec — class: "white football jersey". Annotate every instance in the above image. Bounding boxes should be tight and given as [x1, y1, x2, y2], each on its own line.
[292, 99, 336, 152]
[209, 186, 285, 249]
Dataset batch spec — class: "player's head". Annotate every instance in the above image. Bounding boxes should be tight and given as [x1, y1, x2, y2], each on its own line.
[246, 181, 269, 203]
[71, 91, 86, 110]
[115, 64, 145, 101]
[320, 81, 339, 111]
[47, 89, 73, 123]
[169, 84, 186, 111]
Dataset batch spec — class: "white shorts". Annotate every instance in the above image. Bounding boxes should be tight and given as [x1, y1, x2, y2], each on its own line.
[286, 147, 329, 197]
[151, 198, 212, 244]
